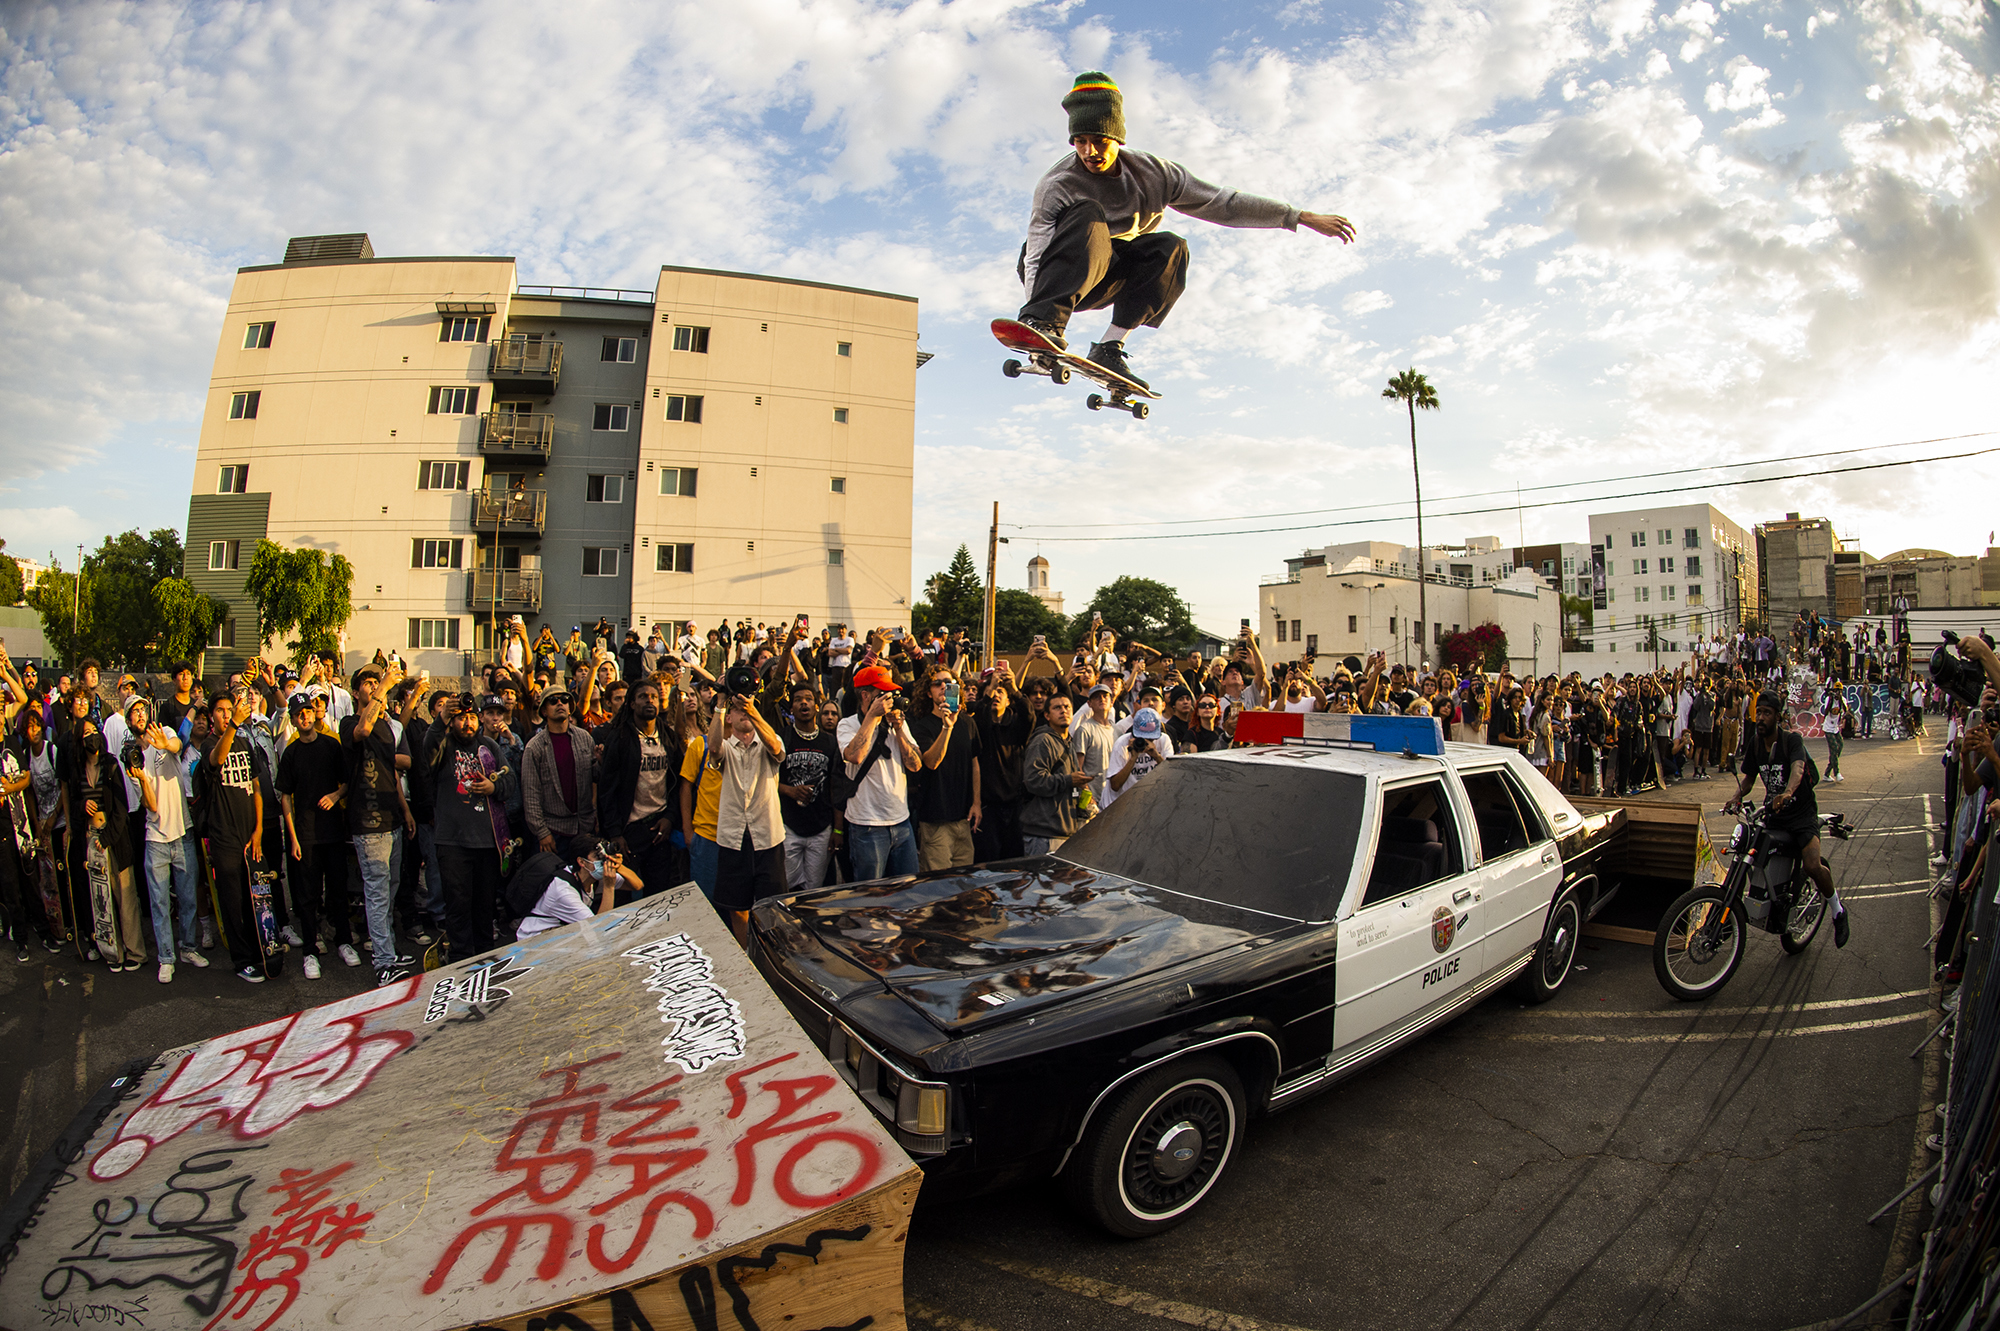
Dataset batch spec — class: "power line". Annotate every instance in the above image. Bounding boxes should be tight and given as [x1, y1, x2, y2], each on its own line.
[1007, 431, 1996, 533]
[1014, 444, 2000, 543]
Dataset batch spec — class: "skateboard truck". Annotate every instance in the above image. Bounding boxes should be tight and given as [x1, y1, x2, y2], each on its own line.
[1085, 391, 1148, 420]
[1002, 355, 1071, 386]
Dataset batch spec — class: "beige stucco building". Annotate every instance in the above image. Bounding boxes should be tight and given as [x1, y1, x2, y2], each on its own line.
[184, 234, 917, 675]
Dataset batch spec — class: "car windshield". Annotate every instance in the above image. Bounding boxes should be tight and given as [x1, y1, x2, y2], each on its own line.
[1060, 757, 1366, 921]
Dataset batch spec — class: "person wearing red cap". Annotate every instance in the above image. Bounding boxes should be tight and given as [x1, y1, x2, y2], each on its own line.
[1015, 71, 1355, 393]
[835, 664, 922, 880]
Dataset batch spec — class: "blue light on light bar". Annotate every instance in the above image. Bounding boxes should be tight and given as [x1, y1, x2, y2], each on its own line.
[1298, 712, 1447, 755]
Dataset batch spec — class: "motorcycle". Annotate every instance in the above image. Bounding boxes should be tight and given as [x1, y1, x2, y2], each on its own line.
[1652, 801, 1853, 1000]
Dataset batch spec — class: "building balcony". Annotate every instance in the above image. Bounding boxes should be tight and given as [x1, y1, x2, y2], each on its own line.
[488, 337, 563, 396]
[479, 411, 554, 459]
[472, 487, 546, 533]
[465, 569, 543, 614]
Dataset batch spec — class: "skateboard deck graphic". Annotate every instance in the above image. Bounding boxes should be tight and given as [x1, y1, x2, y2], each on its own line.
[992, 317, 1160, 419]
[478, 745, 516, 876]
[85, 827, 121, 963]
[250, 861, 286, 977]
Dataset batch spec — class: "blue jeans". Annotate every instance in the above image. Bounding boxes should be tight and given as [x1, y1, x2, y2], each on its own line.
[351, 831, 400, 965]
[144, 836, 199, 959]
[847, 820, 918, 882]
[689, 834, 719, 901]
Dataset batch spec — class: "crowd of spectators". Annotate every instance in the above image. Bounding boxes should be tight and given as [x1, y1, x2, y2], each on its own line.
[0, 607, 1964, 989]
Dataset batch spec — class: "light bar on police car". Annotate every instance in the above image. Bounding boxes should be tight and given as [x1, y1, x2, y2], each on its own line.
[1232, 710, 1446, 755]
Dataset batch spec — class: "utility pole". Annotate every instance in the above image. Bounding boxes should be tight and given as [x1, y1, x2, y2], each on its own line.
[983, 502, 999, 670]
[72, 543, 82, 665]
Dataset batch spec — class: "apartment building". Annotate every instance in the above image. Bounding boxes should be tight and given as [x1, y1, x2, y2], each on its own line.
[1585, 504, 1757, 654]
[184, 234, 918, 675]
[1755, 512, 1847, 629]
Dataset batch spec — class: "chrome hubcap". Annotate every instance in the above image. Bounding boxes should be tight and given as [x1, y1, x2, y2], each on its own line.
[1151, 1121, 1204, 1182]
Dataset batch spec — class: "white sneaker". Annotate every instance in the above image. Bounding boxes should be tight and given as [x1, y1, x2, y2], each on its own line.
[281, 925, 304, 946]
[158, 962, 174, 984]
[302, 954, 322, 980]
[200, 921, 218, 949]
[338, 943, 361, 968]
[178, 948, 210, 969]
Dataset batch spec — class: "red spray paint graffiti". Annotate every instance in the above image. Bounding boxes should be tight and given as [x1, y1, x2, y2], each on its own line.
[202, 1163, 373, 1331]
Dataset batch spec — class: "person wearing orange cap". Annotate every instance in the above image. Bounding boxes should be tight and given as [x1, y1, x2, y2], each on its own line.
[835, 664, 922, 881]
[1015, 71, 1355, 393]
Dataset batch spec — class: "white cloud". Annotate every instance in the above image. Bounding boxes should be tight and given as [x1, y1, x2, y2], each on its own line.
[1343, 289, 1395, 316]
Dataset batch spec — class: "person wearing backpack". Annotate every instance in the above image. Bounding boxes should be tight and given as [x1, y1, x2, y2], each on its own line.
[511, 835, 641, 940]
[1727, 688, 1848, 947]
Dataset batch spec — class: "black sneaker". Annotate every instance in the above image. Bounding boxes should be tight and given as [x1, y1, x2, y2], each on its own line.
[1087, 340, 1150, 391]
[1833, 905, 1850, 949]
[1019, 317, 1066, 352]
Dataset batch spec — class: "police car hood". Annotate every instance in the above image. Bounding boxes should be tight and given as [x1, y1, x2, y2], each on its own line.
[773, 859, 1280, 1033]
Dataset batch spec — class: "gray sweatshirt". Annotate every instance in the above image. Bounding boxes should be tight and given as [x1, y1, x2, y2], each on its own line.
[1020, 148, 1301, 294]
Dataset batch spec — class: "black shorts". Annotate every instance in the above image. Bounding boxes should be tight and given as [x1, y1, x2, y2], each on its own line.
[714, 830, 786, 912]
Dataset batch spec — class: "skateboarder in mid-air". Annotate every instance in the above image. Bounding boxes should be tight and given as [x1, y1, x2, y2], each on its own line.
[1016, 71, 1355, 391]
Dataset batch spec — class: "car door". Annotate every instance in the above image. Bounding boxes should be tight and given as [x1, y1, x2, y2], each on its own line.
[1461, 763, 1563, 972]
[1332, 776, 1482, 1063]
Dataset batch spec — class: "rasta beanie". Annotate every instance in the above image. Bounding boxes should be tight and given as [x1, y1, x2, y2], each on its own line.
[1063, 71, 1125, 143]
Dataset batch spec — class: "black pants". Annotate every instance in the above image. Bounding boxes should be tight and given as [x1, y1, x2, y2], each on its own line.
[438, 843, 500, 962]
[209, 838, 259, 972]
[1019, 201, 1189, 334]
[973, 800, 1025, 864]
[292, 840, 350, 950]
[0, 838, 53, 943]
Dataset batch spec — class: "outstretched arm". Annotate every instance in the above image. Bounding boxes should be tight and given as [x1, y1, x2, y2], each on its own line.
[1298, 212, 1355, 242]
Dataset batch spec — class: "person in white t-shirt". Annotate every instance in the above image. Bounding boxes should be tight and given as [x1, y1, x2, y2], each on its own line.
[515, 835, 639, 939]
[131, 719, 208, 982]
[1105, 707, 1170, 809]
[1070, 683, 1118, 808]
[835, 664, 924, 880]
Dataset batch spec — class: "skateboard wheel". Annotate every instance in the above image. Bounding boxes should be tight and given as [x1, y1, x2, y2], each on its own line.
[1132, 402, 1149, 420]
[1003, 359, 1023, 379]
[1086, 394, 1104, 411]
[1051, 364, 1071, 385]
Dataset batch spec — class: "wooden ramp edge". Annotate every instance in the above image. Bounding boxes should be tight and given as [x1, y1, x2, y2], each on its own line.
[0, 885, 922, 1331]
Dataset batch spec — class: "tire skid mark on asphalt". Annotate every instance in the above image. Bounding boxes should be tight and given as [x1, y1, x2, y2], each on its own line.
[1534, 987, 1929, 1018]
[956, 1249, 1321, 1331]
[1498, 1008, 1931, 1042]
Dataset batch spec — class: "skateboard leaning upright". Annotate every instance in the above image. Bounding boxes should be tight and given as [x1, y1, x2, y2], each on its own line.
[1, 748, 66, 946]
[991, 318, 1161, 419]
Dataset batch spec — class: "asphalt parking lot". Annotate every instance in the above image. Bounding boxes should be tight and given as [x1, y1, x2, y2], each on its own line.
[0, 724, 1949, 1331]
[902, 731, 1949, 1331]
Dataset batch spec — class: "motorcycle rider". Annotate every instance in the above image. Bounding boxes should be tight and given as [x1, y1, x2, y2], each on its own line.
[1725, 689, 1849, 948]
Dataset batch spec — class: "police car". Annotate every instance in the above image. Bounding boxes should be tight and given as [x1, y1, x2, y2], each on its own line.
[748, 713, 1623, 1236]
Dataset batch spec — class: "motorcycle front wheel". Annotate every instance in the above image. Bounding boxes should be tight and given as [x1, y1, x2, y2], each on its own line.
[1781, 883, 1826, 954]
[1654, 886, 1748, 1001]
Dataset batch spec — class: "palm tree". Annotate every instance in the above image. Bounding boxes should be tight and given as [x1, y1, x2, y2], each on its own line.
[1382, 368, 1440, 665]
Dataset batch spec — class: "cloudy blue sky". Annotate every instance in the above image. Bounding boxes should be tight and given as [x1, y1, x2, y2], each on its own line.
[2, 0, 1995, 631]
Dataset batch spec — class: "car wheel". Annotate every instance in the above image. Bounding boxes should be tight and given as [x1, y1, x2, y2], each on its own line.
[1064, 1055, 1246, 1238]
[1512, 886, 1582, 1004]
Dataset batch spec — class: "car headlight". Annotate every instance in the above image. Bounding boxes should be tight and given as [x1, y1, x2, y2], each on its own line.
[898, 1082, 948, 1137]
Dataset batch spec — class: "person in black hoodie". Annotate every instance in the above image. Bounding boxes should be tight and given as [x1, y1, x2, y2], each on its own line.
[596, 679, 684, 894]
[423, 695, 515, 963]
[973, 669, 1030, 863]
[194, 693, 269, 981]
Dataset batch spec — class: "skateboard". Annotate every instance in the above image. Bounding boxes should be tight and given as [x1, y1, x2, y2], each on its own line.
[249, 860, 287, 977]
[1, 748, 65, 943]
[478, 745, 517, 877]
[85, 827, 122, 964]
[991, 318, 1160, 419]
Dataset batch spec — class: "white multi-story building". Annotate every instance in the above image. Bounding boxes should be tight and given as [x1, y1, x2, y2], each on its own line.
[1584, 504, 1757, 655]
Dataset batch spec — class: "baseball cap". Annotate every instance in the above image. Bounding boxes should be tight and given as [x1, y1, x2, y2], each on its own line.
[1130, 707, 1164, 740]
[479, 693, 511, 713]
[1088, 682, 1112, 698]
[286, 693, 314, 716]
[853, 664, 898, 693]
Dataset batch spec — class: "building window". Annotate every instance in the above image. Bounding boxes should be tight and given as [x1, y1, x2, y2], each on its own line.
[1290, 619, 1301, 641]
[592, 403, 631, 431]
[660, 467, 697, 497]
[229, 391, 260, 420]
[411, 538, 464, 569]
[1657, 530, 1671, 546]
[217, 465, 249, 494]
[1660, 556, 1675, 573]
[583, 547, 620, 577]
[830, 476, 846, 494]
[832, 408, 849, 423]
[243, 322, 274, 349]
[1347, 615, 1358, 633]
[427, 386, 481, 415]
[1684, 527, 1700, 548]
[601, 336, 638, 363]
[664, 394, 703, 423]
[671, 325, 710, 353]
[1632, 532, 1645, 547]
[1662, 584, 1676, 601]
[207, 618, 236, 649]
[408, 618, 460, 649]
[1389, 617, 1396, 635]
[836, 341, 852, 357]
[439, 316, 490, 343]
[208, 540, 240, 571]
[656, 542, 694, 573]
[1275, 620, 1287, 643]
[1639, 586, 1651, 602]
[1686, 555, 1702, 577]
[586, 474, 624, 503]
[828, 548, 844, 566]
[418, 460, 469, 491]
[1687, 586, 1704, 605]
[1306, 634, 1318, 654]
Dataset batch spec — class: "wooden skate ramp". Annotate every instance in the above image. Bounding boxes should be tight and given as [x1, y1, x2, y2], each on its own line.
[0, 885, 922, 1331]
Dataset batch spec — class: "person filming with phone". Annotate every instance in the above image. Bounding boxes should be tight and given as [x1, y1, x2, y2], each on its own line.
[836, 664, 924, 880]
[909, 665, 983, 871]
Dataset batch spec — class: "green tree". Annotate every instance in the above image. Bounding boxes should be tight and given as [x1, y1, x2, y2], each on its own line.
[992, 589, 1068, 651]
[86, 529, 183, 669]
[1069, 576, 1198, 653]
[153, 578, 228, 666]
[244, 540, 355, 664]
[911, 544, 986, 640]
[1560, 593, 1593, 650]
[0, 553, 22, 607]
[1382, 368, 1440, 658]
